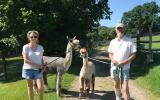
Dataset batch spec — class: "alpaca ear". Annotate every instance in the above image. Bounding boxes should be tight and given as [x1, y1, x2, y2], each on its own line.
[73, 36, 76, 39]
[66, 36, 69, 40]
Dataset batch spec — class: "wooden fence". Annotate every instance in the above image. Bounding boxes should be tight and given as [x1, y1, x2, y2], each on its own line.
[135, 30, 160, 63]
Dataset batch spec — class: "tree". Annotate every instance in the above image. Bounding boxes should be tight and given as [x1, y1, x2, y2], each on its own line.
[0, 34, 19, 56]
[121, 1, 160, 35]
[0, 0, 111, 55]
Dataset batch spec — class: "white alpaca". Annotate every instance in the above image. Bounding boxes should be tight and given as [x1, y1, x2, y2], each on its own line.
[43, 36, 79, 97]
[79, 48, 95, 98]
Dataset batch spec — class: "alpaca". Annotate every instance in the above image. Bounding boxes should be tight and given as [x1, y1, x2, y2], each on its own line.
[79, 47, 95, 98]
[43, 36, 79, 97]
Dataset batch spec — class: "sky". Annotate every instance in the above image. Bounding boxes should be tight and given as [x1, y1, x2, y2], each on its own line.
[99, 0, 160, 27]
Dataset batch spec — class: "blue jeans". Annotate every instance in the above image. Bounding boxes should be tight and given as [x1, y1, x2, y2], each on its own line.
[22, 69, 42, 79]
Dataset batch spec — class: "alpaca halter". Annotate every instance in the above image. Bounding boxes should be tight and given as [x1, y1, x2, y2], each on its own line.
[46, 42, 78, 66]
[66, 42, 77, 53]
[80, 52, 88, 58]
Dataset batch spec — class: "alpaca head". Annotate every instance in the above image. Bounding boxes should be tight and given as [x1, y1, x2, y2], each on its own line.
[66, 36, 79, 51]
[80, 47, 88, 58]
[71, 36, 80, 49]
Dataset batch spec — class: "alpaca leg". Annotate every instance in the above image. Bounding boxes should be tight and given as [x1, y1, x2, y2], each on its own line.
[56, 70, 62, 97]
[85, 79, 90, 98]
[91, 74, 95, 93]
[81, 77, 84, 91]
[85, 79, 90, 91]
[79, 77, 84, 98]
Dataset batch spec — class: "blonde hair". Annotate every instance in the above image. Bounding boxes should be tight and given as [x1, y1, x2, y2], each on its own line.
[27, 30, 39, 42]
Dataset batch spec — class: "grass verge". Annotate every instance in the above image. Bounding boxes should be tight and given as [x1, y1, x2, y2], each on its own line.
[131, 51, 160, 100]
[0, 56, 79, 100]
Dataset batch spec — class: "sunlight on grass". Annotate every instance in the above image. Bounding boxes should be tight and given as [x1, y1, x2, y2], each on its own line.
[95, 45, 108, 51]
[140, 35, 160, 49]
[0, 73, 74, 100]
[0, 55, 77, 100]
[0, 80, 27, 100]
[5, 56, 23, 61]
[136, 65, 160, 100]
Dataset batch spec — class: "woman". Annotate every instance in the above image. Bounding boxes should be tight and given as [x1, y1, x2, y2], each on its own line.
[22, 30, 45, 100]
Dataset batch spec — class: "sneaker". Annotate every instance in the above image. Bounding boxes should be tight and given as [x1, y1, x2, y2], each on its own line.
[116, 96, 121, 100]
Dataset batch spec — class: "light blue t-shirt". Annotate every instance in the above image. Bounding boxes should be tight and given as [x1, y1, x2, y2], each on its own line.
[22, 44, 44, 70]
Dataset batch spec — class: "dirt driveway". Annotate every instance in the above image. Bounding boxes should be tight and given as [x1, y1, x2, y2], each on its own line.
[62, 50, 149, 100]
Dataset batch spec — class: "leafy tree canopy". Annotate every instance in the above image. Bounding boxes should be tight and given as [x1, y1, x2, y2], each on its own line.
[121, 1, 160, 35]
[0, 0, 111, 55]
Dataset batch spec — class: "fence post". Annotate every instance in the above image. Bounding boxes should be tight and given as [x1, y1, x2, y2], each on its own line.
[2, 51, 7, 81]
[147, 29, 153, 63]
[149, 29, 152, 53]
[136, 30, 140, 50]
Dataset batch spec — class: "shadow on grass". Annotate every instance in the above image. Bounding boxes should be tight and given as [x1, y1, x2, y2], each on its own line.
[0, 59, 24, 83]
[130, 51, 160, 79]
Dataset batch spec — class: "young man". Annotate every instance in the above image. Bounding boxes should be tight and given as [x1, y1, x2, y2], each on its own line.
[108, 23, 136, 100]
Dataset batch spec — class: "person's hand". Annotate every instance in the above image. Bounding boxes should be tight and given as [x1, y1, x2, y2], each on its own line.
[111, 59, 119, 65]
[40, 65, 46, 73]
[119, 60, 128, 67]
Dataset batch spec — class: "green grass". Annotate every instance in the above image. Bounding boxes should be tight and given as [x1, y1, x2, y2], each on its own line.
[140, 35, 160, 49]
[136, 65, 160, 100]
[0, 73, 74, 100]
[0, 56, 78, 100]
[136, 34, 160, 99]
[130, 51, 160, 100]
[95, 45, 108, 51]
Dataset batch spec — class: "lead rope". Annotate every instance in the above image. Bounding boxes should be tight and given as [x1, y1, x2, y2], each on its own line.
[88, 57, 110, 64]
[115, 64, 123, 97]
[116, 65, 131, 100]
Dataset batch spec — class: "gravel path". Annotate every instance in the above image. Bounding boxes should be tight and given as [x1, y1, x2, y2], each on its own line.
[62, 50, 149, 100]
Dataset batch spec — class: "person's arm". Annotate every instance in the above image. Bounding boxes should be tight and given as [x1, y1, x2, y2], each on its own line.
[22, 52, 41, 68]
[109, 53, 119, 65]
[40, 56, 46, 73]
[119, 53, 136, 67]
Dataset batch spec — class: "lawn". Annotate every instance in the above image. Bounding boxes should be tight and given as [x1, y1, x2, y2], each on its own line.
[136, 64, 160, 100]
[140, 34, 160, 49]
[0, 56, 81, 100]
[0, 73, 74, 100]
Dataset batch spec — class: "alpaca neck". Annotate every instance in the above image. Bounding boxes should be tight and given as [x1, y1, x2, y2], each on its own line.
[64, 43, 73, 71]
[83, 57, 88, 67]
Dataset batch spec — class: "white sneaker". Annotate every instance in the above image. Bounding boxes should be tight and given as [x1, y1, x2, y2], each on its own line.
[116, 96, 121, 100]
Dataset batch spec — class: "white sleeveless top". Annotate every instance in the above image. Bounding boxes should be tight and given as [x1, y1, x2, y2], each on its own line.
[22, 44, 44, 70]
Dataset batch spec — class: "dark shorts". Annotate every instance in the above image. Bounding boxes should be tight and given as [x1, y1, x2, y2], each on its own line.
[22, 69, 42, 79]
